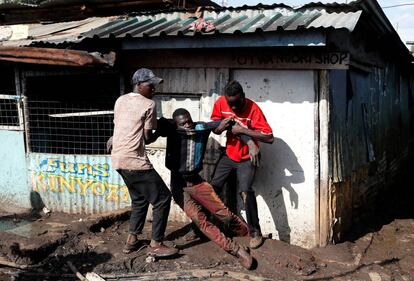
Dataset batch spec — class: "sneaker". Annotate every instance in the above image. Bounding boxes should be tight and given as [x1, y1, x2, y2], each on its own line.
[236, 246, 253, 270]
[148, 243, 179, 258]
[249, 234, 264, 249]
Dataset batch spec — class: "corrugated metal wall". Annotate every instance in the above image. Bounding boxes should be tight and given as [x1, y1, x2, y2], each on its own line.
[28, 153, 129, 214]
[330, 65, 411, 182]
[329, 63, 413, 241]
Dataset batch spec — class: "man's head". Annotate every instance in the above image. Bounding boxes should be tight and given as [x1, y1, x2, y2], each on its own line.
[224, 80, 246, 114]
[173, 108, 194, 130]
[131, 68, 163, 99]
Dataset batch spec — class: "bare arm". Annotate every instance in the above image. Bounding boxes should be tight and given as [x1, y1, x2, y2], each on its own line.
[240, 135, 261, 167]
[212, 117, 234, 134]
[232, 124, 274, 144]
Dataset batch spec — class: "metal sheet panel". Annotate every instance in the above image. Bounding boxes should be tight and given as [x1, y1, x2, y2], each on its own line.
[328, 62, 413, 241]
[0, 0, 218, 9]
[329, 64, 412, 183]
[307, 11, 362, 31]
[26, 150, 191, 222]
[0, 130, 29, 211]
[0, 6, 362, 46]
[83, 9, 361, 39]
[28, 153, 130, 214]
[0, 17, 112, 46]
[0, 46, 115, 66]
[154, 68, 211, 95]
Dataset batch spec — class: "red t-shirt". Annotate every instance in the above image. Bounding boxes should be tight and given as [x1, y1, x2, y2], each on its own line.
[211, 96, 273, 162]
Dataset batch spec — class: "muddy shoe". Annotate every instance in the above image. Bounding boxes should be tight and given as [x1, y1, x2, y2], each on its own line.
[148, 243, 179, 258]
[183, 228, 199, 241]
[162, 240, 177, 248]
[236, 247, 253, 270]
[176, 227, 205, 246]
[123, 240, 142, 254]
[249, 234, 264, 249]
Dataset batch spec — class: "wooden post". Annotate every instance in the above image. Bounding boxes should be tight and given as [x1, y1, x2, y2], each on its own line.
[316, 69, 331, 246]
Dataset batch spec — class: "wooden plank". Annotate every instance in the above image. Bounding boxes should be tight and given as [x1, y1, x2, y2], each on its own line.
[49, 110, 114, 118]
[0, 47, 115, 67]
[317, 69, 330, 246]
[314, 70, 321, 247]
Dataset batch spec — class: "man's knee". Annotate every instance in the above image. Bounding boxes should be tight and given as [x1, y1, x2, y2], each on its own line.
[211, 172, 228, 192]
[183, 203, 203, 225]
[131, 202, 147, 211]
[162, 192, 172, 204]
[154, 191, 171, 209]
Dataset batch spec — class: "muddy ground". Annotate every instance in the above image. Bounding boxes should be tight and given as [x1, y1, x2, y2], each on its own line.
[0, 167, 413, 281]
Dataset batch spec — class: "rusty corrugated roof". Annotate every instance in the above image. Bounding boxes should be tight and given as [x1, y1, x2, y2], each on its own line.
[0, 0, 220, 25]
[0, 17, 113, 46]
[0, 46, 115, 66]
[0, 4, 363, 46]
[82, 8, 362, 38]
[0, 0, 219, 9]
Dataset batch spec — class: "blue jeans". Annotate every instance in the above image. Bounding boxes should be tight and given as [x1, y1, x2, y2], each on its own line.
[117, 169, 171, 242]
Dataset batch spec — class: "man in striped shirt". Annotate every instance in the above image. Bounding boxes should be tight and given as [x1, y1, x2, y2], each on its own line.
[158, 108, 259, 270]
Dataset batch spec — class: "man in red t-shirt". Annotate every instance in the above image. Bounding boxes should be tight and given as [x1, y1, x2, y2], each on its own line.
[211, 80, 274, 249]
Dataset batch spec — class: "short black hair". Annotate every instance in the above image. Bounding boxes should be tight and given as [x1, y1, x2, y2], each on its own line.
[224, 80, 244, 97]
[172, 108, 190, 119]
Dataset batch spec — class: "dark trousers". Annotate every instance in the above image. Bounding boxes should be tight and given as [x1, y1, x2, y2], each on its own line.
[117, 169, 171, 242]
[171, 172, 249, 255]
[211, 155, 261, 236]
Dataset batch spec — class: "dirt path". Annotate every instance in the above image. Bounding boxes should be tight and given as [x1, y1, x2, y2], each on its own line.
[0, 207, 413, 281]
[1, 153, 413, 281]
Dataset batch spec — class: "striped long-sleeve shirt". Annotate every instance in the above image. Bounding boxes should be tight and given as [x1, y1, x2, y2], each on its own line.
[160, 119, 220, 176]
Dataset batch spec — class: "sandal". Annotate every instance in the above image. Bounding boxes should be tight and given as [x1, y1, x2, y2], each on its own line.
[183, 229, 199, 242]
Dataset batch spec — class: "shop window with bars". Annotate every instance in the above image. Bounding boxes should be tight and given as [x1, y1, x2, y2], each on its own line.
[0, 66, 22, 130]
[25, 73, 118, 155]
[27, 99, 114, 154]
[0, 95, 22, 130]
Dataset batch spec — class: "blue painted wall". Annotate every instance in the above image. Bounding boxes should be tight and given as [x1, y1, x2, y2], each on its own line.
[0, 130, 29, 210]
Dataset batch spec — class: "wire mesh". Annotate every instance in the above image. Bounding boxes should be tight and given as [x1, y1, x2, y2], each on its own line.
[26, 98, 115, 155]
[0, 97, 20, 128]
[0, 66, 19, 129]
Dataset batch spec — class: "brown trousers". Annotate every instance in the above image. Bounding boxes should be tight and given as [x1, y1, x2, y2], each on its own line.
[171, 173, 248, 254]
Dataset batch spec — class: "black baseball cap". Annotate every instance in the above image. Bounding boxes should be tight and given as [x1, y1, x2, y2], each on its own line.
[131, 68, 163, 85]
